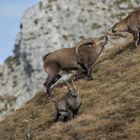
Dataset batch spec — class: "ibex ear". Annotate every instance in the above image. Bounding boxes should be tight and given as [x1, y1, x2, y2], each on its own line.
[67, 85, 72, 92]
[63, 85, 71, 92]
[71, 78, 74, 85]
[71, 78, 77, 90]
[63, 85, 67, 89]
[92, 39, 96, 45]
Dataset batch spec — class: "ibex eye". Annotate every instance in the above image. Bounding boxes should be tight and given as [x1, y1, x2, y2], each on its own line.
[112, 28, 116, 33]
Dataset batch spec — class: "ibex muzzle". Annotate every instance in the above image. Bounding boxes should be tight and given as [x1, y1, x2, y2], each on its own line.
[43, 35, 108, 98]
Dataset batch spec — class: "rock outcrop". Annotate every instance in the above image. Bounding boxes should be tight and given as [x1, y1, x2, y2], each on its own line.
[0, 0, 139, 119]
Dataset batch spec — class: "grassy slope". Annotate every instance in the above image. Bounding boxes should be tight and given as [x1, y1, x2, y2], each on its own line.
[0, 43, 140, 140]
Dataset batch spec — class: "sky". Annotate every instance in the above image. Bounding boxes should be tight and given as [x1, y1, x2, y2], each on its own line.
[0, 0, 38, 64]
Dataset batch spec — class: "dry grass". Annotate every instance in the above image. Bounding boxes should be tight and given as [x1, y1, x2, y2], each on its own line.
[0, 43, 140, 140]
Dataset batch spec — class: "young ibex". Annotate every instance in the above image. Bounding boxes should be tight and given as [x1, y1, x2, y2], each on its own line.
[105, 8, 140, 46]
[43, 35, 108, 97]
[53, 81, 82, 122]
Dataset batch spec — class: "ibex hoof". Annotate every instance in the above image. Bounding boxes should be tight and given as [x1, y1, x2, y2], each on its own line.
[85, 76, 94, 81]
[134, 42, 138, 47]
[46, 93, 52, 99]
[43, 82, 47, 87]
[47, 96, 52, 100]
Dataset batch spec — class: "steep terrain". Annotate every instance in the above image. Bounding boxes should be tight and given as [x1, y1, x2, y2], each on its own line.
[0, 0, 140, 119]
[0, 43, 139, 140]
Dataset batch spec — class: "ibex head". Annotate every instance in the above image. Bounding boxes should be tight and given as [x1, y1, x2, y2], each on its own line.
[112, 19, 128, 35]
[92, 35, 108, 48]
[64, 79, 79, 97]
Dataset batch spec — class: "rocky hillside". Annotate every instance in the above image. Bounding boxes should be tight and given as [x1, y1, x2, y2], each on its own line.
[0, 42, 139, 140]
[0, 0, 139, 119]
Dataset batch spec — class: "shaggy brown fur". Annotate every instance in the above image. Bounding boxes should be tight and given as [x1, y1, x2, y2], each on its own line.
[106, 9, 140, 46]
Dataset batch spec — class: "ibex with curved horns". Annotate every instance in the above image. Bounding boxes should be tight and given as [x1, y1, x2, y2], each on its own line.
[53, 80, 82, 122]
[43, 36, 108, 97]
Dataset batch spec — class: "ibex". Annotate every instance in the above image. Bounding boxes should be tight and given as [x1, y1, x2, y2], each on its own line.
[53, 80, 82, 122]
[105, 8, 140, 46]
[43, 35, 108, 97]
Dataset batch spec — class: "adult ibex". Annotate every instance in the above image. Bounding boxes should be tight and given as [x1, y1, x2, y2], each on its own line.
[53, 80, 82, 122]
[43, 35, 108, 97]
[105, 8, 140, 46]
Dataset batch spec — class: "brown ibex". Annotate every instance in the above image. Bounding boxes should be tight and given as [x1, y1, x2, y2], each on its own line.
[43, 35, 108, 97]
[53, 80, 82, 122]
[105, 8, 140, 46]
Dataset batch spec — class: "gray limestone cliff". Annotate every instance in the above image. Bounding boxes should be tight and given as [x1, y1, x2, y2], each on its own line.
[0, 0, 139, 119]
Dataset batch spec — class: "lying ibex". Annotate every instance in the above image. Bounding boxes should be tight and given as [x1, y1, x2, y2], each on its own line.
[105, 8, 140, 46]
[53, 81, 82, 122]
[43, 35, 108, 97]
